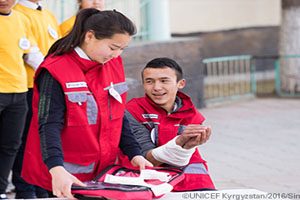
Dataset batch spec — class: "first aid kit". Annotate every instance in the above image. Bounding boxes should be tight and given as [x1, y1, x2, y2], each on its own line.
[72, 164, 185, 200]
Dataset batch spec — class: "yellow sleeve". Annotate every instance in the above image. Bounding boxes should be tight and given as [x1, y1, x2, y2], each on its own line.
[60, 15, 76, 37]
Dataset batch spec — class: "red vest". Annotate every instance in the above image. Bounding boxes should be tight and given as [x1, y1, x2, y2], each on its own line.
[121, 92, 215, 191]
[22, 51, 127, 190]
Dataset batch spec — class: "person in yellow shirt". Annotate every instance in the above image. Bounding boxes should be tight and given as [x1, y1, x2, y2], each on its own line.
[0, 0, 42, 199]
[13, 0, 60, 198]
[60, 0, 105, 36]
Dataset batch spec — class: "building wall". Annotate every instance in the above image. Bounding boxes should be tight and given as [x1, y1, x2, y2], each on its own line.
[43, 0, 77, 23]
[44, 0, 281, 33]
[169, 0, 281, 33]
[123, 27, 279, 107]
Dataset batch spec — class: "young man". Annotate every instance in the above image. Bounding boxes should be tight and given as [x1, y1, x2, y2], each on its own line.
[121, 57, 215, 191]
[13, 1, 60, 198]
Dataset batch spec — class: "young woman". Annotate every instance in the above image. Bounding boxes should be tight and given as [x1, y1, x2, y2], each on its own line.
[60, 0, 105, 36]
[22, 8, 151, 199]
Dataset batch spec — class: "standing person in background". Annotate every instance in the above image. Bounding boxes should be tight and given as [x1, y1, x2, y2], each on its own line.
[13, 0, 60, 198]
[0, 0, 42, 199]
[119, 57, 216, 191]
[60, 0, 105, 36]
[21, 8, 150, 199]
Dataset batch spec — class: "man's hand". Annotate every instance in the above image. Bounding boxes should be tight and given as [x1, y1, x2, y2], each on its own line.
[176, 124, 212, 149]
[49, 166, 86, 199]
[131, 155, 153, 170]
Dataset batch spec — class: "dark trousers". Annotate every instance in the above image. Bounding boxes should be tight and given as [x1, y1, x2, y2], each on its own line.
[0, 92, 27, 194]
[12, 89, 48, 198]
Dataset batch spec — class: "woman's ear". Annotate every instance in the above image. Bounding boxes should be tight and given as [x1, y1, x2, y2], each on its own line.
[177, 79, 186, 89]
[84, 31, 95, 43]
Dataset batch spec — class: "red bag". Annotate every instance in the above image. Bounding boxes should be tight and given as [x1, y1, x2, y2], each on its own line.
[72, 164, 184, 200]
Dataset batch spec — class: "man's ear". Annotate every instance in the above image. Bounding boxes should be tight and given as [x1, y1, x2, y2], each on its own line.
[177, 79, 186, 89]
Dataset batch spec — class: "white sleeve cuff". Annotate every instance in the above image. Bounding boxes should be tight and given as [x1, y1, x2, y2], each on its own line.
[24, 46, 44, 70]
[152, 136, 196, 167]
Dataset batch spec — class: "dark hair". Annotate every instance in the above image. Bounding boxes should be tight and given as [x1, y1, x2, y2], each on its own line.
[142, 57, 183, 81]
[47, 8, 136, 56]
[77, 0, 82, 9]
[78, 0, 83, 10]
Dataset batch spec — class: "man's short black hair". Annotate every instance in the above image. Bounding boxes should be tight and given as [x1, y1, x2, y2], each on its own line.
[142, 57, 183, 81]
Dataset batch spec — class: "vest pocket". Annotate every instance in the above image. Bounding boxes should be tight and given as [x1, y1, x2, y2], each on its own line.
[66, 92, 98, 126]
[107, 95, 125, 120]
[105, 82, 128, 120]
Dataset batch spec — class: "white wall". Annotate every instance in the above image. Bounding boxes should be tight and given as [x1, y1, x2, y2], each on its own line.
[43, 0, 77, 23]
[43, 0, 281, 34]
[43, 0, 141, 27]
[169, 0, 281, 33]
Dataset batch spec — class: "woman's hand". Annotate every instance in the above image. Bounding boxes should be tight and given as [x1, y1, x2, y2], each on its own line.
[130, 155, 153, 170]
[49, 166, 86, 199]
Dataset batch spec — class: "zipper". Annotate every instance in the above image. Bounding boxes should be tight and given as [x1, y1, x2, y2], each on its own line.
[108, 96, 112, 120]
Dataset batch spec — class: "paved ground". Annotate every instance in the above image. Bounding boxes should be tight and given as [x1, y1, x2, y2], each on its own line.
[198, 97, 300, 193]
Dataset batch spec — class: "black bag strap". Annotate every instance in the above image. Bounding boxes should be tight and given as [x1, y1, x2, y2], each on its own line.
[93, 164, 119, 181]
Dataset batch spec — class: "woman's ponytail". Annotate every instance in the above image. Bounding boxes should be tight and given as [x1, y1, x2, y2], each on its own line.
[47, 8, 100, 57]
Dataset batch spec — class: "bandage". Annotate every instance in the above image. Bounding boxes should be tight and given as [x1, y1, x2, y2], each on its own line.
[24, 46, 44, 70]
[151, 136, 196, 167]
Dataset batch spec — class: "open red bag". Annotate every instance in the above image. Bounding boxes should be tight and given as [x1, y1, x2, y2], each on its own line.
[72, 164, 184, 200]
